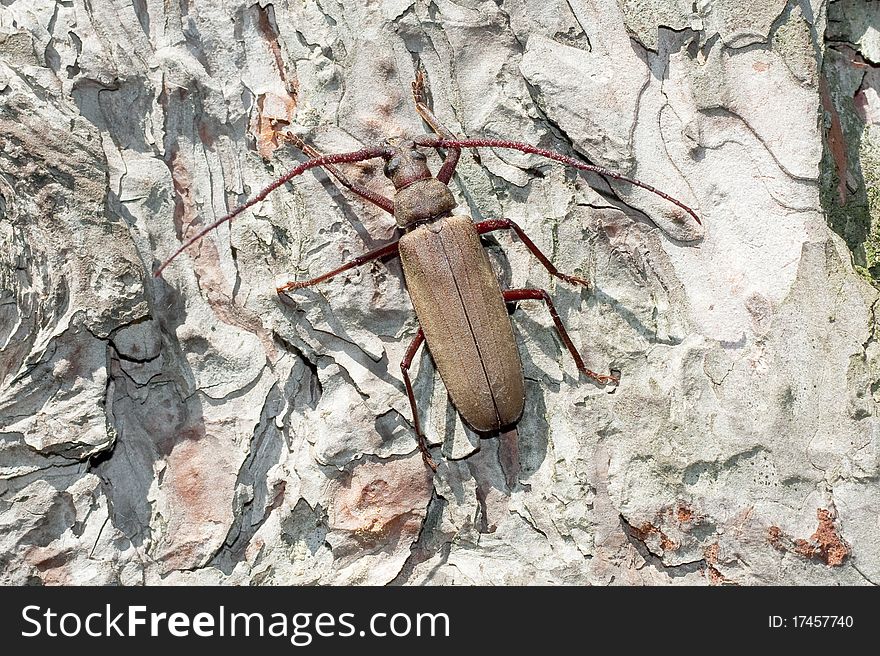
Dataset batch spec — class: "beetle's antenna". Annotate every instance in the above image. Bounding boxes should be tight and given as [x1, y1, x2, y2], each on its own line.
[154, 145, 391, 277]
[415, 137, 701, 226]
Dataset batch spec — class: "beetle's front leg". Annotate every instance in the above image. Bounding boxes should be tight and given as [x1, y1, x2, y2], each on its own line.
[412, 70, 466, 185]
[276, 240, 400, 293]
[503, 288, 619, 387]
[475, 218, 590, 288]
[280, 132, 396, 215]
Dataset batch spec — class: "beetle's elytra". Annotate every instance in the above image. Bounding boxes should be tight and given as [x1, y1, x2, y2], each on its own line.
[155, 71, 700, 470]
[399, 213, 525, 433]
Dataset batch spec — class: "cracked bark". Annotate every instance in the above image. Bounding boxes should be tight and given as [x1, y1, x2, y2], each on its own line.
[1, 0, 878, 585]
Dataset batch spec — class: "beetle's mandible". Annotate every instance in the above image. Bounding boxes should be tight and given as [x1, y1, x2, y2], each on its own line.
[155, 71, 701, 470]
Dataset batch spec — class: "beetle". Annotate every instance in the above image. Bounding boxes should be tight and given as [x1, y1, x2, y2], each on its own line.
[155, 72, 700, 470]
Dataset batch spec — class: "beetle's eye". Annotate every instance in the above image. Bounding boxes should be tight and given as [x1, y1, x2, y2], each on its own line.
[384, 157, 400, 177]
[411, 150, 427, 161]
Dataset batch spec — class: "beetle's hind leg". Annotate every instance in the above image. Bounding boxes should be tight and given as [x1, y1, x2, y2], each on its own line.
[503, 288, 619, 387]
[476, 218, 590, 288]
[400, 327, 437, 471]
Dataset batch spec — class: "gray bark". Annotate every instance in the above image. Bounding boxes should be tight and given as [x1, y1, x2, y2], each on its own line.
[0, 0, 877, 584]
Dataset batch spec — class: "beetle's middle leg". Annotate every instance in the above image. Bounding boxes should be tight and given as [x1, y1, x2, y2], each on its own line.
[476, 218, 590, 288]
[503, 288, 619, 386]
[400, 327, 437, 471]
[276, 240, 400, 293]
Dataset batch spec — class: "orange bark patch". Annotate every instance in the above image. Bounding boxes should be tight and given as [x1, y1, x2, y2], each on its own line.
[632, 522, 677, 552]
[703, 542, 734, 585]
[249, 5, 299, 159]
[330, 458, 432, 546]
[802, 509, 850, 566]
[676, 504, 695, 524]
[767, 508, 850, 566]
[768, 525, 786, 551]
[627, 502, 707, 554]
[25, 547, 74, 585]
[252, 92, 299, 160]
[156, 436, 237, 570]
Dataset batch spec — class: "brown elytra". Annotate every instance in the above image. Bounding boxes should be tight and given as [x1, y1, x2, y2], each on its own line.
[399, 215, 525, 432]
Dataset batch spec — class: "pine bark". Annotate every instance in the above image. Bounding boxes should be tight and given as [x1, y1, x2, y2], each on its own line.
[0, 0, 876, 584]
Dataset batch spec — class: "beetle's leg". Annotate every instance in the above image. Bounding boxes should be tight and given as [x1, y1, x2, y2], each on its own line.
[503, 288, 619, 386]
[411, 71, 464, 185]
[280, 132, 395, 215]
[476, 219, 590, 288]
[400, 328, 437, 471]
[276, 240, 400, 293]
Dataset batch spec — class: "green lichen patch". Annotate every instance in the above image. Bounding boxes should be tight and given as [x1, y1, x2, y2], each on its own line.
[859, 130, 880, 278]
[819, 50, 878, 282]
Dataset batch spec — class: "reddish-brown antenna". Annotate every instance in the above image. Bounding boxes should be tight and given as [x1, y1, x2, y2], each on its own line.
[414, 136, 701, 226]
[154, 145, 391, 277]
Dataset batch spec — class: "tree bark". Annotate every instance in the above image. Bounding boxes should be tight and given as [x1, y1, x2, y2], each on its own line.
[1, 0, 877, 584]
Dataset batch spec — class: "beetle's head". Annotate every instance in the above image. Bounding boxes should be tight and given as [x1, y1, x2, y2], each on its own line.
[383, 139, 431, 189]
[383, 139, 456, 229]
